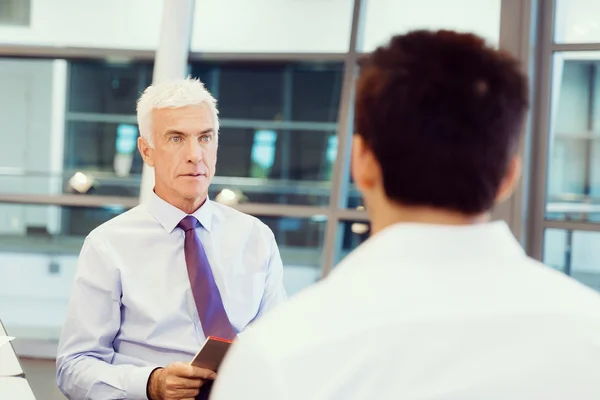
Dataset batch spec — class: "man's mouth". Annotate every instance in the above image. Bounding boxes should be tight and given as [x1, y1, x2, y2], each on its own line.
[182, 173, 205, 177]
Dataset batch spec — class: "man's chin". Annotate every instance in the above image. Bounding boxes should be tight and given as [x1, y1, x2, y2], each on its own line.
[179, 188, 209, 201]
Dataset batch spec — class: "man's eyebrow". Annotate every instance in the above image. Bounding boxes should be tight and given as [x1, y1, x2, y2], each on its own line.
[163, 129, 214, 135]
[164, 130, 186, 136]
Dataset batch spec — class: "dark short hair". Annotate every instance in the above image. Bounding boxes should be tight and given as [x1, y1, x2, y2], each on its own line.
[355, 30, 529, 214]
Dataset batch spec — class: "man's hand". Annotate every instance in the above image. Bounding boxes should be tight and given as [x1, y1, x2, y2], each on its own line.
[147, 362, 217, 400]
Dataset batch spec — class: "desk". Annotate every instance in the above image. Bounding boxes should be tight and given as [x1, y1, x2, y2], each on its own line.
[0, 377, 36, 400]
[0, 320, 24, 377]
[0, 321, 36, 399]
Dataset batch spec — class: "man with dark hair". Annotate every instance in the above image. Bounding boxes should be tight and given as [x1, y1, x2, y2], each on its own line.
[210, 30, 600, 400]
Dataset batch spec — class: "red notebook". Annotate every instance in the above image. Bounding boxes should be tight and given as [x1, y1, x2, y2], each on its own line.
[190, 336, 233, 372]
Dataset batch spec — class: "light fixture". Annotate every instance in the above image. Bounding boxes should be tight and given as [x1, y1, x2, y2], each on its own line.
[215, 188, 239, 205]
[351, 222, 369, 235]
[69, 172, 93, 193]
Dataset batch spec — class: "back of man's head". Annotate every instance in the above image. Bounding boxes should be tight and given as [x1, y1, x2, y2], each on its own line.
[354, 30, 529, 215]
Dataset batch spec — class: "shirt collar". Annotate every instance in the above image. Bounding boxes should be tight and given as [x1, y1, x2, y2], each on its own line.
[341, 220, 525, 272]
[147, 190, 214, 234]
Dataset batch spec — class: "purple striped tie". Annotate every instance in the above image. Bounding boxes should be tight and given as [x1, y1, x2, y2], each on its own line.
[178, 216, 237, 340]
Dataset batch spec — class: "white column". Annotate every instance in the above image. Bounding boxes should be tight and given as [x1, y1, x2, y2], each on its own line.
[139, 0, 196, 204]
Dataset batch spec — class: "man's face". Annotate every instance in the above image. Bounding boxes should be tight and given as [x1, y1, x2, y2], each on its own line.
[138, 104, 217, 204]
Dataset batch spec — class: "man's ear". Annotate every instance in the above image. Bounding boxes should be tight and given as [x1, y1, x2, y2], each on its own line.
[351, 134, 380, 193]
[138, 137, 155, 167]
[496, 155, 522, 204]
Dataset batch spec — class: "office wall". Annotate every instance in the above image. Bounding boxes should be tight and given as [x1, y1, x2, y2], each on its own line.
[0, 0, 162, 50]
[361, 0, 501, 52]
[0, 253, 77, 338]
[190, 0, 354, 53]
[0, 0, 507, 53]
[555, 0, 600, 43]
[0, 0, 354, 53]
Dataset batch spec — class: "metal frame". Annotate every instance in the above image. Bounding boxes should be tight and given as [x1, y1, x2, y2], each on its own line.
[0, 44, 347, 63]
[526, 0, 555, 260]
[320, 0, 365, 276]
[188, 52, 347, 62]
[551, 43, 600, 52]
[66, 112, 339, 131]
[492, 0, 536, 243]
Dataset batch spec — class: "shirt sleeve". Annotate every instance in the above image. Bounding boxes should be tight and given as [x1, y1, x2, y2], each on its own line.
[256, 230, 288, 318]
[56, 235, 156, 400]
[210, 332, 286, 400]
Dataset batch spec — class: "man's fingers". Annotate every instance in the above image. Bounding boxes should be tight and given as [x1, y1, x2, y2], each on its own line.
[167, 361, 217, 380]
[168, 387, 202, 399]
[190, 366, 217, 380]
[167, 376, 204, 390]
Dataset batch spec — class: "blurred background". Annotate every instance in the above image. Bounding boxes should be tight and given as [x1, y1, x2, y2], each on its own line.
[1, 0, 600, 397]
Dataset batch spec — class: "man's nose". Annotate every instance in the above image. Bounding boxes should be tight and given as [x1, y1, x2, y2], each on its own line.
[185, 140, 203, 163]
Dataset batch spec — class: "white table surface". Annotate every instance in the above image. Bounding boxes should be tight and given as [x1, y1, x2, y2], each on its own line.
[0, 321, 24, 377]
[0, 377, 36, 400]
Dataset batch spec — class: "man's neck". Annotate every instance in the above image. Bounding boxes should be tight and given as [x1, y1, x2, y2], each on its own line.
[368, 200, 489, 237]
[154, 188, 207, 215]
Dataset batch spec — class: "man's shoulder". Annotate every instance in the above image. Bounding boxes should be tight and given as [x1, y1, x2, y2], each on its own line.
[520, 256, 600, 314]
[211, 201, 273, 235]
[86, 204, 151, 242]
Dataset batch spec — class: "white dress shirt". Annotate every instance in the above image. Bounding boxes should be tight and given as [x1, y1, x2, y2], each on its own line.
[212, 221, 600, 400]
[56, 191, 287, 400]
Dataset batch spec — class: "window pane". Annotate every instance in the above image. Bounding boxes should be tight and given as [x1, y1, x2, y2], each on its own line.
[190, 61, 344, 206]
[291, 64, 343, 122]
[544, 229, 600, 292]
[257, 216, 324, 297]
[209, 128, 334, 205]
[361, 0, 501, 52]
[191, 61, 343, 122]
[546, 53, 600, 223]
[347, 181, 363, 209]
[555, 0, 600, 44]
[63, 121, 142, 197]
[0, 203, 126, 341]
[337, 220, 371, 263]
[68, 61, 153, 114]
[218, 62, 285, 120]
[0, 57, 62, 195]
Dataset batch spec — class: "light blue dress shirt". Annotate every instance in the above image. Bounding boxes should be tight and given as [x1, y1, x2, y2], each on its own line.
[56, 191, 287, 399]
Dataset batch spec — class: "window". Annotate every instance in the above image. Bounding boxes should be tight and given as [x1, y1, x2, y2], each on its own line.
[64, 60, 153, 199]
[544, 229, 600, 292]
[68, 61, 153, 115]
[546, 54, 600, 223]
[257, 216, 326, 296]
[190, 61, 344, 206]
[337, 220, 371, 263]
[534, 0, 600, 294]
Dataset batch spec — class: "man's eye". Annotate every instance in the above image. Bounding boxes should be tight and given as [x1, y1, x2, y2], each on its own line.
[170, 136, 181, 143]
[200, 135, 212, 143]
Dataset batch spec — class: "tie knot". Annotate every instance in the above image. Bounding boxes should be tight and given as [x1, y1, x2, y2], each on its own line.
[178, 215, 199, 232]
